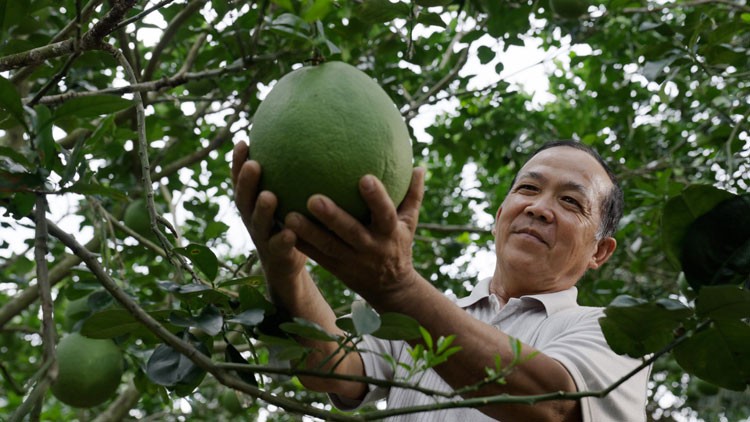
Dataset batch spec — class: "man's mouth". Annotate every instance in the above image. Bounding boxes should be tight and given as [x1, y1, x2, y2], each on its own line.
[514, 228, 548, 246]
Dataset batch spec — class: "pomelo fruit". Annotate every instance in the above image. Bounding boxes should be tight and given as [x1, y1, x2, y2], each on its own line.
[123, 198, 151, 235]
[51, 333, 124, 408]
[247, 61, 413, 224]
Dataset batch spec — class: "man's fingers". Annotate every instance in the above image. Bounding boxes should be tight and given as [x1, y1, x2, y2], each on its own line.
[360, 175, 398, 235]
[307, 194, 373, 248]
[267, 227, 297, 256]
[398, 167, 425, 231]
[234, 160, 261, 222]
[285, 210, 355, 259]
[250, 190, 277, 240]
[231, 142, 249, 187]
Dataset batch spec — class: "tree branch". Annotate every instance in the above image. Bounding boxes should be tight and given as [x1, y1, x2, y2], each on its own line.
[141, 0, 208, 82]
[417, 222, 491, 235]
[44, 219, 362, 421]
[0, 0, 136, 72]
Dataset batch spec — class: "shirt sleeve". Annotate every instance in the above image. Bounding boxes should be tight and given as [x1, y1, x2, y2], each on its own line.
[540, 307, 651, 422]
[328, 333, 397, 411]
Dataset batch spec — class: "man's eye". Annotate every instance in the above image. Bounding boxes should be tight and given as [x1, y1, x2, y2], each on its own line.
[516, 184, 537, 192]
[562, 196, 581, 207]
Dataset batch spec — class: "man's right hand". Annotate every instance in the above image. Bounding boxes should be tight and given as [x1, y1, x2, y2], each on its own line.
[231, 141, 307, 283]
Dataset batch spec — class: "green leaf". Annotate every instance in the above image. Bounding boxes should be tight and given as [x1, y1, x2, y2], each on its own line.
[280, 318, 338, 342]
[227, 309, 266, 327]
[175, 243, 219, 281]
[238, 285, 275, 313]
[224, 342, 259, 386]
[32, 105, 57, 170]
[600, 295, 693, 358]
[371, 312, 422, 340]
[146, 331, 209, 394]
[53, 95, 132, 120]
[351, 300, 381, 336]
[681, 194, 750, 290]
[417, 11, 447, 28]
[661, 185, 735, 269]
[695, 285, 750, 320]
[59, 115, 114, 187]
[354, 0, 409, 24]
[674, 320, 750, 391]
[81, 308, 177, 339]
[60, 181, 129, 201]
[301, 0, 333, 22]
[477, 45, 495, 65]
[219, 275, 264, 288]
[0, 75, 26, 129]
[195, 305, 223, 336]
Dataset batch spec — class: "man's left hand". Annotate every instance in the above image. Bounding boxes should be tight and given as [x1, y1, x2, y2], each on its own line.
[284, 168, 425, 309]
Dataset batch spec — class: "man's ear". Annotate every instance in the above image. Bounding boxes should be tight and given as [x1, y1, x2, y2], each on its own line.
[588, 237, 617, 270]
[492, 206, 503, 236]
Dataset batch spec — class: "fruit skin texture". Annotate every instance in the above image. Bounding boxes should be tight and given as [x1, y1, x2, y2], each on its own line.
[248, 61, 413, 223]
[51, 333, 124, 408]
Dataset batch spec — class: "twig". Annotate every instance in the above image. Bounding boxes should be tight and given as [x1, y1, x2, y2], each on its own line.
[31, 52, 286, 106]
[9, 0, 103, 84]
[417, 222, 491, 235]
[113, 0, 179, 32]
[141, 0, 208, 82]
[101, 43, 199, 284]
[34, 195, 57, 364]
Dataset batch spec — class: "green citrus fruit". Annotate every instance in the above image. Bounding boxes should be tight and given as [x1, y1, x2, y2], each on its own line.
[123, 198, 151, 235]
[51, 333, 124, 408]
[220, 389, 244, 414]
[248, 61, 414, 223]
[549, 0, 589, 19]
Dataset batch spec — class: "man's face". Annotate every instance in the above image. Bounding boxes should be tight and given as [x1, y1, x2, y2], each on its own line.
[493, 147, 616, 297]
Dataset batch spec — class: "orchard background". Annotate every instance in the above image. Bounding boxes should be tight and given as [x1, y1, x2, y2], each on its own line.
[1, 0, 749, 421]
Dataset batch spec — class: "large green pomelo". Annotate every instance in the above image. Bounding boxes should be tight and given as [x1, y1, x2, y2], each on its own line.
[248, 61, 413, 223]
[51, 333, 124, 408]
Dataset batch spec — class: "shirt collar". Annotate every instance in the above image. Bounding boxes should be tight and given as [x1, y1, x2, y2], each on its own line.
[455, 277, 580, 316]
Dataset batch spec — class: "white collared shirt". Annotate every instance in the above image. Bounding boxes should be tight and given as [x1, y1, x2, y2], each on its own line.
[331, 278, 650, 421]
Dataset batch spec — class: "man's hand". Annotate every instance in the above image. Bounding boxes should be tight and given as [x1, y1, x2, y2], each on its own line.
[284, 167, 426, 308]
[231, 142, 307, 283]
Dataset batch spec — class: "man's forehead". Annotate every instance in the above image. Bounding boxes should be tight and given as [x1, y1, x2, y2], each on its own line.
[518, 147, 613, 193]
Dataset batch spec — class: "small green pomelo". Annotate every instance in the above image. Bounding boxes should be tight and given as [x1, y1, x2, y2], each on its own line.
[123, 198, 151, 235]
[248, 61, 413, 223]
[220, 389, 245, 414]
[51, 333, 124, 408]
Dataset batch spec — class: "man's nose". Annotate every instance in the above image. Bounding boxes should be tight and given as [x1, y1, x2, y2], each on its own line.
[524, 199, 554, 223]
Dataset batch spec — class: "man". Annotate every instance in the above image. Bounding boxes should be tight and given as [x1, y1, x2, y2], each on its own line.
[232, 140, 650, 421]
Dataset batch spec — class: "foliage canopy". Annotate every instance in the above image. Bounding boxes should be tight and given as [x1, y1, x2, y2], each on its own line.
[1, 0, 749, 420]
